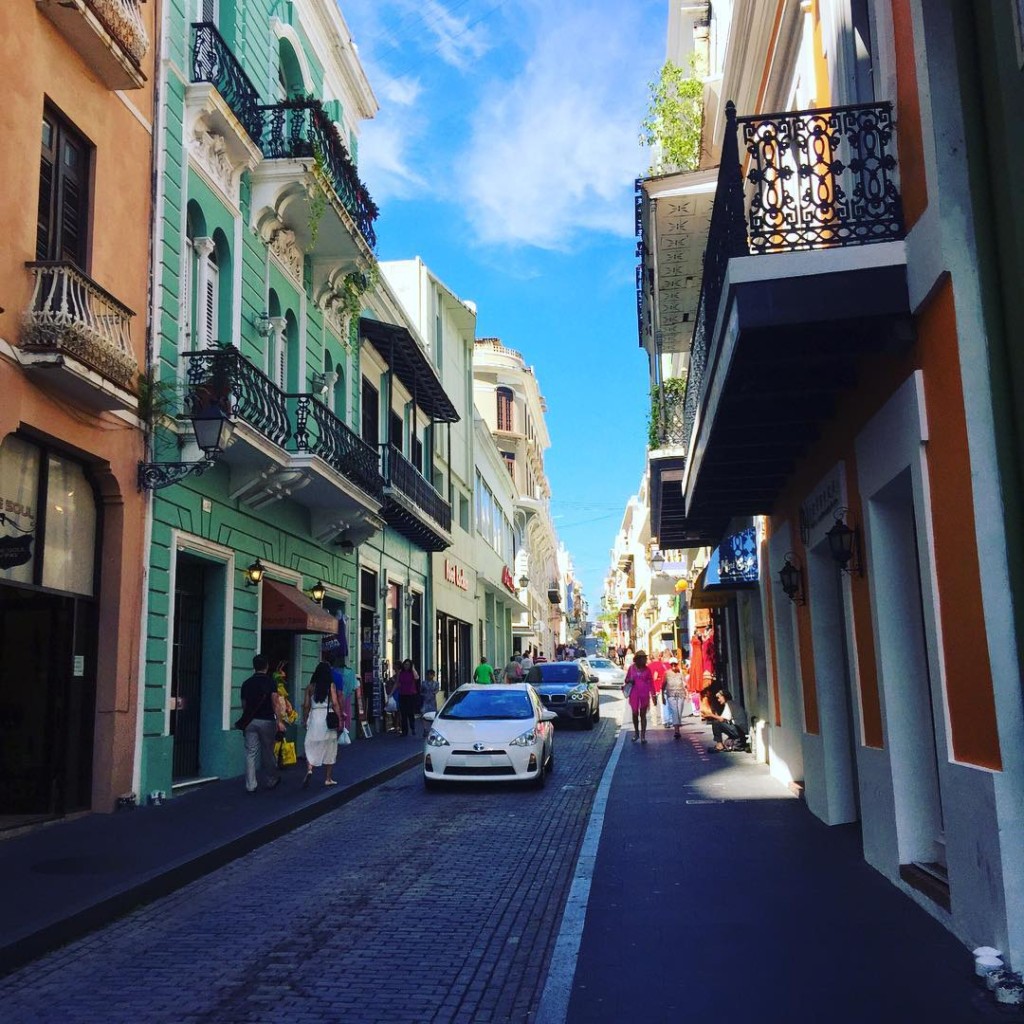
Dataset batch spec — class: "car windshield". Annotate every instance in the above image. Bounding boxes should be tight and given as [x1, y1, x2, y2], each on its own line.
[440, 689, 534, 720]
[533, 664, 581, 683]
[589, 659, 613, 668]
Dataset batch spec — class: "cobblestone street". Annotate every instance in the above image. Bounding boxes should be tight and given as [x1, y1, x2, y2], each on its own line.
[1, 718, 619, 1024]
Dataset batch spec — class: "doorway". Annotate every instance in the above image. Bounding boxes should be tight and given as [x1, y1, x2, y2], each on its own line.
[171, 560, 205, 779]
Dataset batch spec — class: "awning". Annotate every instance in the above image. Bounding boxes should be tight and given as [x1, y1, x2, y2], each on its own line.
[262, 579, 338, 633]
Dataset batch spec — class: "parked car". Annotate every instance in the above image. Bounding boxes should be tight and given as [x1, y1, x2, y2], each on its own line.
[581, 656, 626, 689]
[527, 661, 600, 728]
[422, 684, 556, 790]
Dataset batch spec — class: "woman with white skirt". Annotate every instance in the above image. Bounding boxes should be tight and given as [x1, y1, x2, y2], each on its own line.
[302, 662, 342, 787]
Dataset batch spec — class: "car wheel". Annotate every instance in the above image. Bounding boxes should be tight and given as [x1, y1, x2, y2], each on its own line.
[424, 775, 442, 792]
[593, 700, 600, 721]
[531, 758, 547, 789]
[547, 747, 554, 773]
[584, 710, 594, 730]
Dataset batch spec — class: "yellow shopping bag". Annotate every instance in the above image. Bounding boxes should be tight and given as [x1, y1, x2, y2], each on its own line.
[274, 739, 297, 767]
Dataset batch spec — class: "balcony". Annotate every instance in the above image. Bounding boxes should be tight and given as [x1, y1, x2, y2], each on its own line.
[252, 99, 377, 270]
[37, 0, 148, 90]
[380, 444, 452, 552]
[19, 262, 138, 411]
[190, 24, 262, 144]
[666, 100, 913, 547]
[181, 348, 384, 540]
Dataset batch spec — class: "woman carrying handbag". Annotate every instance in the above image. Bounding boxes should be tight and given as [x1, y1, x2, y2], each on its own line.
[302, 662, 343, 788]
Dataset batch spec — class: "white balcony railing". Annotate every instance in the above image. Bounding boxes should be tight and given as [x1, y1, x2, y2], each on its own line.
[87, 0, 148, 62]
[21, 262, 138, 392]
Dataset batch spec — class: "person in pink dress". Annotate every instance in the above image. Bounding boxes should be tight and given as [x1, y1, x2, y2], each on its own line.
[624, 651, 655, 743]
[648, 652, 667, 709]
[688, 632, 705, 715]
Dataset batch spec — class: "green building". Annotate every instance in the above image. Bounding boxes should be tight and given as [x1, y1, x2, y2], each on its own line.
[139, 0, 456, 796]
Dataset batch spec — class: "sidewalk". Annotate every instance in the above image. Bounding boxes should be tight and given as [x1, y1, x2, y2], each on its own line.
[561, 714, 1018, 1023]
[0, 732, 422, 975]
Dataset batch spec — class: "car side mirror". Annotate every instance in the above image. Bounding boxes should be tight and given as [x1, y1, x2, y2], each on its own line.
[589, 675, 598, 684]
[422, 711, 436, 722]
[540, 709, 557, 722]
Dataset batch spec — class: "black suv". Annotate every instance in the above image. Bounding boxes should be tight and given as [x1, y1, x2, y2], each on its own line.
[527, 661, 600, 728]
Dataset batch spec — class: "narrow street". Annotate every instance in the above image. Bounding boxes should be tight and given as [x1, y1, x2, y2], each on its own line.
[2, 693, 1000, 1024]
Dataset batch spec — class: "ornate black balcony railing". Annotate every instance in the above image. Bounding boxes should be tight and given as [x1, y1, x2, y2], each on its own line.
[381, 444, 452, 533]
[290, 396, 384, 501]
[740, 101, 903, 253]
[649, 384, 687, 450]
[184, 347, 290, 448]
[680, 99, 904, 467]
[260, 99, 378, 249]
[190, 23, 263, 144]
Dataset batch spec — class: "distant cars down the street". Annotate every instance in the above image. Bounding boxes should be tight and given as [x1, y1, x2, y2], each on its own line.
[527, 661, 601, 728]
[581, 657, 626, 689]
[422, 684, 556, 790]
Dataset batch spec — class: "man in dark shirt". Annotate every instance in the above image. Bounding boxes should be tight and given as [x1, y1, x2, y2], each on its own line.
[240, 653, 281, 792]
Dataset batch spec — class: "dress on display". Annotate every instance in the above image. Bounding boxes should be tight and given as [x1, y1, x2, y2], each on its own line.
[703, 626, 717, 678]
[687, 634, 705, 694]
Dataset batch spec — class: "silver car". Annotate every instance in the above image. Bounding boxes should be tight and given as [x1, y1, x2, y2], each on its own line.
[580, 656, 626, 689]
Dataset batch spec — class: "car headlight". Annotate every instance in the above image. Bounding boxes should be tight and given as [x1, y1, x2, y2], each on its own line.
[425, 729, 450, 747]
[569, 687, 588, 701]
[509, 727, 539, 747]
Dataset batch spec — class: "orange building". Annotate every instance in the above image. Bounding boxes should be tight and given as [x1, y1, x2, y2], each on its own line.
[0, 1, 155, 822]
[640, 1, 1024, 969]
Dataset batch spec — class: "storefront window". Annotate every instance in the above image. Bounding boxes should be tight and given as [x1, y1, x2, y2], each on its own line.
[43, 455, 95, 596]
[0, 435, 40, 586]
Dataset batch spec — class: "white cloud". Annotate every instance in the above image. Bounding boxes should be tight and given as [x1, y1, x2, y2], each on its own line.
[458, 4, 652, 250]
[416, 0, 492, 70]
[378, 73, 422, 107]
[359, 121, 428, 200]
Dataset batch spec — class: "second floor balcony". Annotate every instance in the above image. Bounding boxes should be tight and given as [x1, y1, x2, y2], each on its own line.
[181, 347, 384, 543]
[380, 444, 452, 553]
[659, 99, 914, 547]
[37, 0, 148, 90]
[19, 261, 139, 412]
[253, 98, 377, 266]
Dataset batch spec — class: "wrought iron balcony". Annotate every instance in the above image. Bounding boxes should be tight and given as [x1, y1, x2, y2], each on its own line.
[649, 381, 687, 450]
[21, 261, 138, 395]
[380, 443, 452, 549]
[184, 348, 290, 449]
[37, 0, 148, 89]
[190, 22, 262, 144]
[665, 99, 908, 546]
[290, 396, 384, 501]
[259, 99, 378, 249]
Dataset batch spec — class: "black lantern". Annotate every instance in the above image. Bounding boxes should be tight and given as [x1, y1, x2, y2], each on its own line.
[138, 393, 235, 490]
[518, 575, 529, 589]
[826, 508, 862, 576]
[650, 550, 665, 573]
[245, 558, 266, 586]
[191, 397, 235, 455]
[309, 579, 327, 603]
[778, 553, 804, 604]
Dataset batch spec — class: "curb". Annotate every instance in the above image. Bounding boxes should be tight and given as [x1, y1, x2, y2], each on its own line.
[1, 752, 422, 977]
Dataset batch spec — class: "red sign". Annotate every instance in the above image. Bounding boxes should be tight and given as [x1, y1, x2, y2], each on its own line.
[501, 566, 516, 592]
[444, 559, 468, 591]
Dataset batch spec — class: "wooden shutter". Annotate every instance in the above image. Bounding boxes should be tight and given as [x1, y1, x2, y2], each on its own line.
[38, 110, 89, 267]
[180, 237, 194, 352]
[203, 257, 218, 346]
[37, 117, 56, 260]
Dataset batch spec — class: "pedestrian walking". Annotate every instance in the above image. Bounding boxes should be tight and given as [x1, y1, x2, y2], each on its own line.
[238, 653, 283, 793]
[473, 655, 496, 684]
[503, 654, 523, 684]
[419, 668, 440, 736]
[623, 650, 654, 743]
[520, 649, 534, 676]
[301, 662, 342, 787]
[648, 651, 667, 715]
[663, 657, 688, 739]
[624, 646, 635, 671]
[392, 659, 421, 737]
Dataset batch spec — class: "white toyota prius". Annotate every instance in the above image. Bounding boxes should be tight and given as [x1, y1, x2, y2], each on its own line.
[422, 684, 557, 790]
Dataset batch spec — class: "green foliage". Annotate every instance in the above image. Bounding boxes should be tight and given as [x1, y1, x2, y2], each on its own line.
[647, 376, 688, 449]
[137, 372, 181, 432]
[308, 145, 328, 248]
[639, 56, 706, 174]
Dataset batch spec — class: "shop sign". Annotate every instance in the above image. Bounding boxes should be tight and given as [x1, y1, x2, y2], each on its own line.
[501, 566, 516, 592]
[444, 558, 468, 591]
[0, 533, 33, 570]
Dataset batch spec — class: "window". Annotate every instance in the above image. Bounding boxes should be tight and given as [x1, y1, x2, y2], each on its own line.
[434, 287, 444, 372]
[412, 435, 423, 474]
[389, 411, 403, 452]
[361, 379, 379, 447]
[496, 387, 514, 431]
[459, 493, 470, 532]
[200, 247, 219, 348]
[195, 0, 218, 22]
[38, 108, 90, 268]
[501, 450, 515, 479]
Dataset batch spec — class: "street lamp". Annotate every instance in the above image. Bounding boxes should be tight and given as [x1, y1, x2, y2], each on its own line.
[827, 507, 863, 576]
[309, 580, 327, 604]
[244, 558, 266, 586]
[777, 553, 804, 604]
[138, 396, 235, 490]
[650, 550, 665, 573]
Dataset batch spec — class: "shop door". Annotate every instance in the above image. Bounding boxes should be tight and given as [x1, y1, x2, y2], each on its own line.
[0, 585, 95, 821]
[171, 561, 205, 780]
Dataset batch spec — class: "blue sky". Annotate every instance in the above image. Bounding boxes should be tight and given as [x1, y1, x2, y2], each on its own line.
[339, 0, 667, 611]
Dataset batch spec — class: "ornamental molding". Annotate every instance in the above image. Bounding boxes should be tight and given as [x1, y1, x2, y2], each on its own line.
[255, 212, 304, 284]
[184, 85, 262, 208]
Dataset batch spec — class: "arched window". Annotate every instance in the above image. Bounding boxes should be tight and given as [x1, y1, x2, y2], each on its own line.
[496, 387, 514, 431]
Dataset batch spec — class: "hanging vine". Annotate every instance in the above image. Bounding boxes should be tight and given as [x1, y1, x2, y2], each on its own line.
[639, 55, 706, 175]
